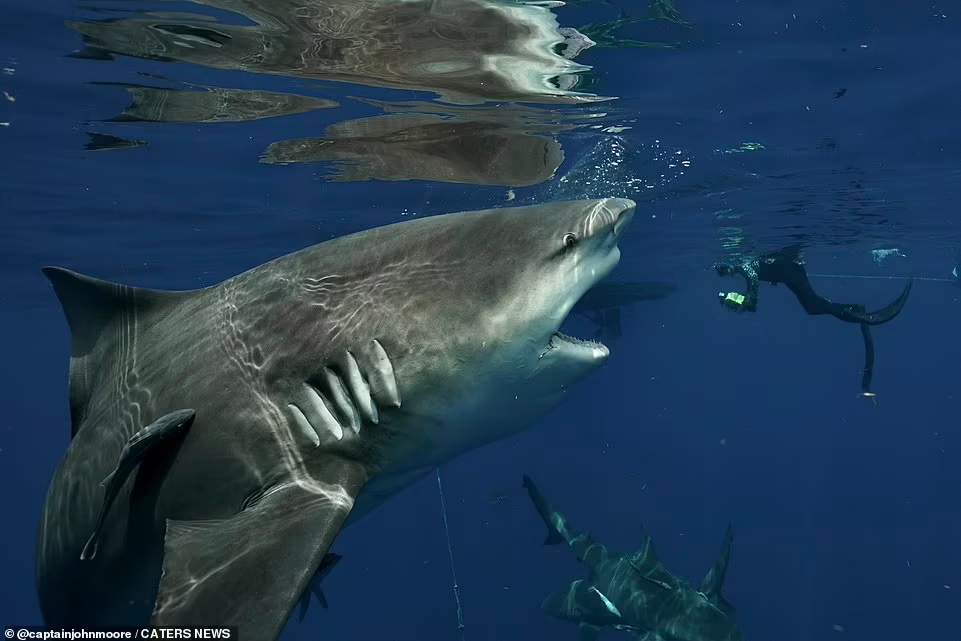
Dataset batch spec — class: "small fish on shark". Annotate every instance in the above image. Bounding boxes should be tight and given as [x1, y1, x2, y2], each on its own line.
[36, 197, 635, 640]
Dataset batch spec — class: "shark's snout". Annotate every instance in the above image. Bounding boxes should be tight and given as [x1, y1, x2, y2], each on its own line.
[589, 197, 635, 242]
[610, 198, 635, 239]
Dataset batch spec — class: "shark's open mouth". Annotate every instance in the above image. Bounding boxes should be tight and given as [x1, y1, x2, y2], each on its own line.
[538, 329, 606, 360]
[537, 271, 617, 360]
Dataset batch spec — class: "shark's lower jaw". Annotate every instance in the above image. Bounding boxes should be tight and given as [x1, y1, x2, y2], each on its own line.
[538, 329, 609, 361]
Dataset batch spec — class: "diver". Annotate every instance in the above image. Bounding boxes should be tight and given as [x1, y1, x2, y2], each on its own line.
[714, 244, 913, 397]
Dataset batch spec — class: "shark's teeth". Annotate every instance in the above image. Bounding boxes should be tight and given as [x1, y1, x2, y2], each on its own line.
[553, 330, 605, 349]
[538, 331, 607, 359]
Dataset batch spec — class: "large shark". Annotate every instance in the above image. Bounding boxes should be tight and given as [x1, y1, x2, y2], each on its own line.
[36, 197, 635, 640]
[522, 475, 743, 641]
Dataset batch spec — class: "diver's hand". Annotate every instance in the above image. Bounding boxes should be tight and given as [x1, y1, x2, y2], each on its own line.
[719, 291, 746, 311]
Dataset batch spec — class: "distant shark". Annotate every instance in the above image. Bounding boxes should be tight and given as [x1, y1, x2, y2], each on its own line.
[571, 281, 677, 341]
[522, 475, 743, 641]
[36, 197, 635, 640]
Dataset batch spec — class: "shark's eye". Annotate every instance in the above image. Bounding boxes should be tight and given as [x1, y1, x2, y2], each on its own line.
[563, 232, 578, 249]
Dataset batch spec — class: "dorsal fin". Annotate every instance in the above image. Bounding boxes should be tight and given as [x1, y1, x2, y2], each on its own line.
[627, 528, 675, 590]
[699, 523, 735, 614]
[42, 266, 190, 437]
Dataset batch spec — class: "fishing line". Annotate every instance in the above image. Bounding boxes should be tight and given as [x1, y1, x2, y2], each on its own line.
[809, 272, 955, 283]
[436, 467, 466, 640]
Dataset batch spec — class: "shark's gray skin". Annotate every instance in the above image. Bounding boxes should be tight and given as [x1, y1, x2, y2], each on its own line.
[522, 475, 743, 641]
[36, 198, 635, 641]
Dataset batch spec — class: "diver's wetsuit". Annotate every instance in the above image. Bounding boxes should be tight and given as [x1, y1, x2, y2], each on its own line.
[714, 245, 913, 395]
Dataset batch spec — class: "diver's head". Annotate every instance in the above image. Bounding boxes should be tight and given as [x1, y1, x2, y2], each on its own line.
[714, 263, 734, 277]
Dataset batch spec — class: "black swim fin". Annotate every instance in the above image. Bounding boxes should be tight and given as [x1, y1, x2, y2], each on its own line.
[843, 279, 912, 326]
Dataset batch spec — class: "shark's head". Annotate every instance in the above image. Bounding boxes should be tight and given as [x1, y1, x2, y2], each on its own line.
[377, 197, 635, 415]
[267, 197, 635, 467]
[461, 197, 635, 369]
[442, 197, 632, 379]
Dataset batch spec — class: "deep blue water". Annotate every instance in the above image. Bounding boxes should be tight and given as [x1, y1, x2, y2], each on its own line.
[2, 0, 960, 639]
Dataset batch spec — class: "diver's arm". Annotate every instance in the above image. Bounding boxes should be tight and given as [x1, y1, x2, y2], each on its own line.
[739, 261, 760, 311]
[717, 259, 759, 312]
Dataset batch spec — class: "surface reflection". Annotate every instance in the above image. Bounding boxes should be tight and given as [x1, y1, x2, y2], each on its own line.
[68, 0, 609, 105]
[94, 79, 339, 123]
[260, 98, 593, 186]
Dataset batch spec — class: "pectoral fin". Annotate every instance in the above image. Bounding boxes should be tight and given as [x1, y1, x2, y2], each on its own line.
[81, 409, 195, 560]
[522, 475, 565, 545]
[151, 455, 368, 641]
[297, 552, 342, 622]
[579, 623, 600, 641]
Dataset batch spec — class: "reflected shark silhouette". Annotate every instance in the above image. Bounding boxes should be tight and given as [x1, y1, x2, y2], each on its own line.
[522, 475, 743, 641]
[260, 97, 582, 186]
[89, 82, 590, 186]
[94, 79, 338, 123]
[67, 0, 611, 105]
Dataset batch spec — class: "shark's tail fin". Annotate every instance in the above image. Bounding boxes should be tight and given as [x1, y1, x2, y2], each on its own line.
[42, 266, 197, 438]
[522, 475, 564, 544]
[297, 552, 343, 622]
[699, 524, 735, 615]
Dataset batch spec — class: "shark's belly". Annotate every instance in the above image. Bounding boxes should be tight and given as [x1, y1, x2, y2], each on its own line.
[347, 384, 563, 525]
